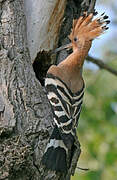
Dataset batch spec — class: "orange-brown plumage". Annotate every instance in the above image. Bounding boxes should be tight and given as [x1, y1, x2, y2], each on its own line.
[42, 12, 110, 172]
[48, 12, 110, 93]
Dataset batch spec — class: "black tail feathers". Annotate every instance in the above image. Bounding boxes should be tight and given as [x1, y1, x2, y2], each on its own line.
[42, 146, 67, 172]
[42, 126, 68, 172]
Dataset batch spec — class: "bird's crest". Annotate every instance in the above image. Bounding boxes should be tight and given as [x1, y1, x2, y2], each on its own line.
[69, 12, 110, 43]
[53, 12, 110, 53]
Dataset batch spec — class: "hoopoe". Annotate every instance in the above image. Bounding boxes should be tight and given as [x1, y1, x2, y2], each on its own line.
[42, 12, 110, 172]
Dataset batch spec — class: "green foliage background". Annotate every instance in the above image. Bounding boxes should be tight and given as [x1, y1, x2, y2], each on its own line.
[71, 1, 117, 179]
[72, 59, 117, 180]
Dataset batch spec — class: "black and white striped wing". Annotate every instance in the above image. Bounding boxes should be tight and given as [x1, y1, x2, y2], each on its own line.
[42, 73, 84, 172]
[45, 74, 84, 137]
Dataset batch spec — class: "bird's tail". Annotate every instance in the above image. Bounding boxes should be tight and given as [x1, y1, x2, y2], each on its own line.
[42, 125, 74, 172]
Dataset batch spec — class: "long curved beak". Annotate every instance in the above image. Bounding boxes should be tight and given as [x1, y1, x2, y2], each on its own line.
[51, 43, 72, 54]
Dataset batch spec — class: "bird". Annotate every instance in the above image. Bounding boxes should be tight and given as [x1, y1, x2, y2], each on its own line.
[42, 12, 110, 172]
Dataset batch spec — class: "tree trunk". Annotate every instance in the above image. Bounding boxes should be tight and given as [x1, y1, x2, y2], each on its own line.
[24, 0, 67, 61]
[0, 0, 96, 179]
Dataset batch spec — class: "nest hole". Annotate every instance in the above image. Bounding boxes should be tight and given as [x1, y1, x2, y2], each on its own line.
[33, 51, 55, 86]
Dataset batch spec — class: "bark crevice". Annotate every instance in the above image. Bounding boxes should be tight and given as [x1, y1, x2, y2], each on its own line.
[0, 0, 96, 179]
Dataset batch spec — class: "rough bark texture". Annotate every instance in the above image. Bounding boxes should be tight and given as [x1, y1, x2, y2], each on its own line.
[0, 0, 96, 179]
[0, 0, 53, 179]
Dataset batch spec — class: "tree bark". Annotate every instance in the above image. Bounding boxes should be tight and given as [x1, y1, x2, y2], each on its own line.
[0, 0, 54, 179]
[0, 0, 96, 179]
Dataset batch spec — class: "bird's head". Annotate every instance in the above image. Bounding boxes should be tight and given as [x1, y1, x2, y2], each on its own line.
[68, 13, 93, 51]
[53, 12, 110, 53]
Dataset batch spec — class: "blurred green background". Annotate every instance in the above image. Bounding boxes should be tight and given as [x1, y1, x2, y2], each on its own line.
[72, 1, 117, 180]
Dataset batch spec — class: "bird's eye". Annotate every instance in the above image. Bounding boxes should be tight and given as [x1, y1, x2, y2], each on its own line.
[74, 37, 78, 42]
